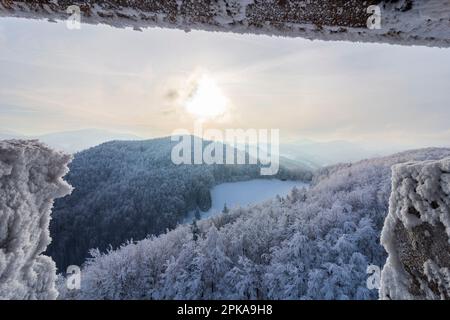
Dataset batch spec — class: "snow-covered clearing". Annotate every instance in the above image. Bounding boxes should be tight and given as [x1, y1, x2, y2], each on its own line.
[184, 179, 309, 223]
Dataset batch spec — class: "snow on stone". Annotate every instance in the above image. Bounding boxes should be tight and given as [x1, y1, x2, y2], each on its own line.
[1, 0, 449, 48]
[0, 140, 72, 300]
[380, 157, 450, 300]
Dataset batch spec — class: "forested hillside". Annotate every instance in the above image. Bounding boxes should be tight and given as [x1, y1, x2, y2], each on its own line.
[48, 137, 311, 270]
[58, 148, 450, 300]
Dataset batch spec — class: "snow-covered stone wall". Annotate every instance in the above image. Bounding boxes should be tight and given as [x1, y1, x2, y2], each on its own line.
[0, 140, 72, 300]
[1, 0, 449, 48]
[380, 158, 450, 300]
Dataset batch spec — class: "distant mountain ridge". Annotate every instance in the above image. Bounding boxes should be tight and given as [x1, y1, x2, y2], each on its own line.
[0, 129, 143, 153]
[280, 140, 394, 167]
[1, 129, 409, 168]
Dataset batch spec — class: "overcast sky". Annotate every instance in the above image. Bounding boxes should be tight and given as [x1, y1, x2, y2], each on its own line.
[0, 17, 449, 149]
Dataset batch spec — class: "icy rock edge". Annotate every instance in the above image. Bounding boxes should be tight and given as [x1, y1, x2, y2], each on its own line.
[0, 140, 72, 300]
[380, 157, 450, 300]
[1, 0, 450, 48]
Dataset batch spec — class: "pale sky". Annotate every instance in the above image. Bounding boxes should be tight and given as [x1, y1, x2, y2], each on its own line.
[0, 17, 449, 149]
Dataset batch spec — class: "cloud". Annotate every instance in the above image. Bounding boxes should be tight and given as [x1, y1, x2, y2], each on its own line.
[160, 106, 176, 116]
[164, 89, 179, 101]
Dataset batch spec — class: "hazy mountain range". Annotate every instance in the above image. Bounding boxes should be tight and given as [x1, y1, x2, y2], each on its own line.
[0, 129, 142, 154]
[279, 140, 401, 167]
[1, 129, 404, 167]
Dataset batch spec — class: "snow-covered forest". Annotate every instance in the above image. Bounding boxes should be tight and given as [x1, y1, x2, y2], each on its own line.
[48, 137, 312, 270]
[56, 147, 450, 300]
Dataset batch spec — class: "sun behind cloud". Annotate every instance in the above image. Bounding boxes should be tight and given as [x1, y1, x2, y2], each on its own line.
[184, 74, 228, 120]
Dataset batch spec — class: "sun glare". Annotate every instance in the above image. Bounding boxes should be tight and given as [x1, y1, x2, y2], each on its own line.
[185, 75, 228, 120]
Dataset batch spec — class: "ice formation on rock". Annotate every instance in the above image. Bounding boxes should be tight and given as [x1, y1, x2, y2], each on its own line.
[0, 140, 72, 300]
[1, 0, 449, 48]
[380, 158, 450, 300]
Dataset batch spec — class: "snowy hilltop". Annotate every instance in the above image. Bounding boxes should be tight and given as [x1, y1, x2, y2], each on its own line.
[0, 140, 72, 299]
[58, 147, 450, 300]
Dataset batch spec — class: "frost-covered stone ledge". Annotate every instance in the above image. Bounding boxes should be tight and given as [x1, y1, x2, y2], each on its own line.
[380, 157, 450, 300]
[0, 140, 72, 300]
[1, 0, 450, 48]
